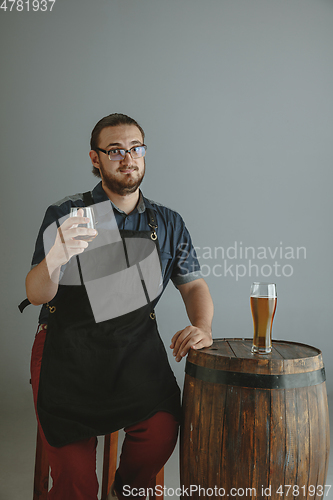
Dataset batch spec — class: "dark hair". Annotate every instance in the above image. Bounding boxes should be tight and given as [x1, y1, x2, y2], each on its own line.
[90, 113, 145, 178]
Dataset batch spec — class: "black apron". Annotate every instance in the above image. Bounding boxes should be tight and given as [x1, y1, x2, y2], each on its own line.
[22, 192, 180, 447]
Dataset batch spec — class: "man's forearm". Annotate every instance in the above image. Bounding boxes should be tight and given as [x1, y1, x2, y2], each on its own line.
[179, 279, 214, 334]
[170, 279, 214, 361]
[25, 253, 61, 306]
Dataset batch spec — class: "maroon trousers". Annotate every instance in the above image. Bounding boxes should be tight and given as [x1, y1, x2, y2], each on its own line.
[31, 325, 179, 500]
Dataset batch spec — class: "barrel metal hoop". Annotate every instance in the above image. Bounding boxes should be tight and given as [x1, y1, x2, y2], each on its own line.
[185, 361, 326, 389]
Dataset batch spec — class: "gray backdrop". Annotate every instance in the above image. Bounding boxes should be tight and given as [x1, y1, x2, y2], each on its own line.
[1, 0, 332, 498]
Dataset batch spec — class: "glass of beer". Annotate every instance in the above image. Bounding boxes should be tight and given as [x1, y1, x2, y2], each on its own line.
[250, 282, 277, 354]
[70, 207, 96, 242]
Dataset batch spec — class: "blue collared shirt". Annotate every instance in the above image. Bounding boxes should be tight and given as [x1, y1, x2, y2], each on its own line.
[31, 182, 201, 323]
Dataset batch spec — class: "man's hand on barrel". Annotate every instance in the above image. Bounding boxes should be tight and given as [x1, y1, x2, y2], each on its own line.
[171, 279, 214, 362]
[170, 325, 213, 362]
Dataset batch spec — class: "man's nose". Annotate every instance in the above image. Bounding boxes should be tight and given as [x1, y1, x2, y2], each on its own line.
[121, 151, 133, 164]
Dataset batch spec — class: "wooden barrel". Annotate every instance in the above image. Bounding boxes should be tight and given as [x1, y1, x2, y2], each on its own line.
[180, 339, 330, 500]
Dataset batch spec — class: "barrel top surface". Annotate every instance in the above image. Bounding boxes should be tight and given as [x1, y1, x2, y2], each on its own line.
[188, 338, 324, 375]
[204, 338, 321, 360]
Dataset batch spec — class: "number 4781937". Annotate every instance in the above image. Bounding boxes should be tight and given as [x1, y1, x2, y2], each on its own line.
[0, 0, 56, 11]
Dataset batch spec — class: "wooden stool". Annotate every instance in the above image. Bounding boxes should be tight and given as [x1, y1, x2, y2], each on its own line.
[33, 426, 164, 500]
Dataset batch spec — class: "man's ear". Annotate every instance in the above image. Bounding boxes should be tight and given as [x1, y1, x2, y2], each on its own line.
[89, 150, 100, 170]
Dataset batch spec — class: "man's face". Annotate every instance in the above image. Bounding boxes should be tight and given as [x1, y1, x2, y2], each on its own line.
[91, 124, 145, 196]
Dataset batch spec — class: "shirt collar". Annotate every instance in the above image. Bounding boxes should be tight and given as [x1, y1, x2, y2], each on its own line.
[91, 181, 148, 216]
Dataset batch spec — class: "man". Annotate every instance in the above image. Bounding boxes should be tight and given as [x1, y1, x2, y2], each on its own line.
[25, 113, 214, 500]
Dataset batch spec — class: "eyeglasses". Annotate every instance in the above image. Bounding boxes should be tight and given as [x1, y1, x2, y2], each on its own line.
[96, 145, 147, 161]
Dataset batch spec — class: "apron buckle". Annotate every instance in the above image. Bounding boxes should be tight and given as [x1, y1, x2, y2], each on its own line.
[46, 303, 56, 313]
[150, 312, 156, 320]
[148, 218, 158, 241]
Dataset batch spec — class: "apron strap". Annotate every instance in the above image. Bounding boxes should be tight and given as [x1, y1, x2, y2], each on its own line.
[146, 208, 157, 228]
[18, 298, 31, 313]
[82, 191, 94, 206]
[146, 208, 158, 241]
[146, 208, 159, 319]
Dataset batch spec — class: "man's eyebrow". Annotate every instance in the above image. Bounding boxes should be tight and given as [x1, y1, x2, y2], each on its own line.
[105, 140, 142, 149]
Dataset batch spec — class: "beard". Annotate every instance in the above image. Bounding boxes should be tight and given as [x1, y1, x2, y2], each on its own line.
[99, 162, 145, 196]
